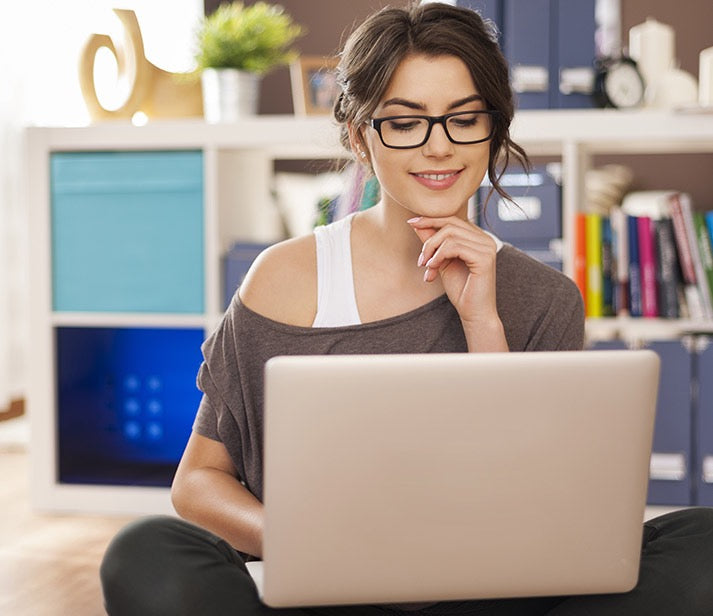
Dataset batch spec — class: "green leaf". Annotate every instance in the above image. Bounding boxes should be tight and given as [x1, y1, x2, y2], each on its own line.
[195, 2, 304, 74]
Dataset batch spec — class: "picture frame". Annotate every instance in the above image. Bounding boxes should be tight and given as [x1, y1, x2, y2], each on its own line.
[290, 56, 340, 115]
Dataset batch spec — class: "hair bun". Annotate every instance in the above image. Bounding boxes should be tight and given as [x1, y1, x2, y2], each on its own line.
[333, 92, 347, 122]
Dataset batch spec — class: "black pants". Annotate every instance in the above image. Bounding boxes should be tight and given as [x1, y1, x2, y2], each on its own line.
[100, 508, 713, 615]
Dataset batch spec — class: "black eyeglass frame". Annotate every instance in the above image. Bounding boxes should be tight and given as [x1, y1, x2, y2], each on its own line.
[368, 110, 499, 150]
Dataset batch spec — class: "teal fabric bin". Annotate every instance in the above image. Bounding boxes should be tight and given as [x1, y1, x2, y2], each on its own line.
[51, 151, 204, 313]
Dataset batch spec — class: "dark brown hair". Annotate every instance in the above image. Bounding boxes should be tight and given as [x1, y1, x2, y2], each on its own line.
[333, 1, 529, 204]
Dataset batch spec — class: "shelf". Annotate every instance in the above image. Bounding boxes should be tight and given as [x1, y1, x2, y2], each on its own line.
[30, 481, 173, 516]
[50, 312, 208, 329]
[27, 109, 713, 156]
[27, 108, 713, 513]
[26, 115, 345, 157]
[586, 317, 713, 343]
[511, 109, 713, 155]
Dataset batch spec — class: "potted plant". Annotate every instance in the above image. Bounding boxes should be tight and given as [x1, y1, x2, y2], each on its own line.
[195, 1, 303, 122]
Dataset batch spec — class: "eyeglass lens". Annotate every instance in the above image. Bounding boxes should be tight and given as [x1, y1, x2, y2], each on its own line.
[379, 112, 492, 148]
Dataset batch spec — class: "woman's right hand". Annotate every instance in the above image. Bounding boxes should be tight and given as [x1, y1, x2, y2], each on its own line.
[407, 215, 508, 352]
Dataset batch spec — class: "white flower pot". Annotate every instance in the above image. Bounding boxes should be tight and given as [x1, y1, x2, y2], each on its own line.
[201, 68, 260, 122]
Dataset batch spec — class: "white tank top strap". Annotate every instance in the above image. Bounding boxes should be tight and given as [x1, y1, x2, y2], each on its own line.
[312, 214, 362, 327]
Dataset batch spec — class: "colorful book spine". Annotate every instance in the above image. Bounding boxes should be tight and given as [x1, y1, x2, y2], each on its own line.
[585, 213, 603, 317]
[678, 194, 713, 320]
[601, 217, 614, 316]
[627, 215, 642, 318]
[669, 194, 697, 285]
[669, 193, 706, 320]
[637, 216, 658, 317]
[654, 218, 680, 319]
[610, 207, 629, 316]
[574, 212, 587, 308]
[694, 211, 713, 312]
[706, 211, 713, 249]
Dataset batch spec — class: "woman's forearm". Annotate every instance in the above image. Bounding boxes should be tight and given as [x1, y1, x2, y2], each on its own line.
[171, 467, 264, 558]
[462, 316, 509, 353]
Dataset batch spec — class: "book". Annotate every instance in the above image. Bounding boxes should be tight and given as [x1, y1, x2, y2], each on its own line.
[585, 213, 603, 317]
[609, 207, 629, 316]
[573, 212, 587, 308]
[620, 191, 677, 319]
[601, 217, 614, 316]
[637, 216, 658, 317]
[627, 214, 643, 318]
[669, 193, 697, 285]
[654, 217, 680, 319]
[677, 194, 713, 320]
[669, 193, 707, 321]
[694, 211, 713, 313]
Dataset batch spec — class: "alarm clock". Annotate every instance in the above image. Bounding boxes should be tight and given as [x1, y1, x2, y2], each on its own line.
[594, 56, 645, 109]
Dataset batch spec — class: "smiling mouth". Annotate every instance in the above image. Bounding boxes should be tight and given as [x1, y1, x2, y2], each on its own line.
[413, 171, 460, 180]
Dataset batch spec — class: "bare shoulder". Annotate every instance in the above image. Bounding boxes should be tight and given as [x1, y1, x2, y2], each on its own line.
[238, 234, 317, 326]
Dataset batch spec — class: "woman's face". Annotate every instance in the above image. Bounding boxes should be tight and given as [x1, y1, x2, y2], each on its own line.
[358, 53, 491, 219]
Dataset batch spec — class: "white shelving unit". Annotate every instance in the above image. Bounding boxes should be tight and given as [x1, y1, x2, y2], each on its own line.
[25, 109, 713, 514]
[511, 109, 713, 343]
[26, 116, 346, 515]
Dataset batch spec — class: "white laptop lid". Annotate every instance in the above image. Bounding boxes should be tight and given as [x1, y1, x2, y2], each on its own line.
[261, 350, 659, 607]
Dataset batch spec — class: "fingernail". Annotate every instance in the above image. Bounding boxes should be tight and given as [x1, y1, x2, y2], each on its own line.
[417, 252, 425, 267]
[407, 217, 421, 224]
[423, 267, 431, 282]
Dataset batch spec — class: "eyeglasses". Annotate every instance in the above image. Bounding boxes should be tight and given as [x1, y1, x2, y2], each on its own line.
[368, 110, 498, 149]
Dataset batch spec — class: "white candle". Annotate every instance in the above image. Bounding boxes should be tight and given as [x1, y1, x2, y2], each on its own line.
[629, 18, 675, 88]
[700, 46, 713, 107]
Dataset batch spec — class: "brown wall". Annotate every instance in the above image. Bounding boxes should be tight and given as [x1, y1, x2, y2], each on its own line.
[204, 0, 713, 207]
[621, 1, 713, 78]
[617, 1, 713, 208]
[204, 0, 394, 115]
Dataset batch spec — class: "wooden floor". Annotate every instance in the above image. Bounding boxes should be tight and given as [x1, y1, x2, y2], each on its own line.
[0, 420, 135, 616]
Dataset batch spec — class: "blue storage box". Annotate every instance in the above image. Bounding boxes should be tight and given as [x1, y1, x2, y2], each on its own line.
[503, 0, 552, 110]
[51, 150, 204, 313]
[56, 326, 205, 487]
[588, 339, 694, 506]
[696, 337, 713, 506]
[645, 340, 694, 506]
[465, 0, 596, 109]
[553, 0, 596, 109]
[478, 165, 562, 254]
[456, 0, 503, 44]
[223, 241, 271, 309]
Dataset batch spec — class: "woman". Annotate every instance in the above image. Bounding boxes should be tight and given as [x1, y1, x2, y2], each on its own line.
[101, 3, 713, 615]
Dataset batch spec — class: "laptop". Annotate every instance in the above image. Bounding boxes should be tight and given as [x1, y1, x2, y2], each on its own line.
[257, 350, 659, 607]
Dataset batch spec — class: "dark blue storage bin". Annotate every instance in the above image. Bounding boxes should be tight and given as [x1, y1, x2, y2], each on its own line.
[588, 339, 694, 506]
[644, 340, 694, 506]
[478, 166, 561, 243]
[695, 338, 713, 506]
[223, 242, 271, 309]
[459, 0, 596, 110]
[56, 326, 204, 487]
[478, 165, 562, 270]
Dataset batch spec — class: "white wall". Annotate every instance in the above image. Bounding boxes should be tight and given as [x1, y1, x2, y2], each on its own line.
[0, 0, 203, 409]
[16, 0, 203, 126]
